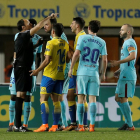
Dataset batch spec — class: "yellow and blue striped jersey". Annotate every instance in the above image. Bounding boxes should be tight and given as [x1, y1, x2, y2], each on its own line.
[72, 30, 86, 75]
[43, 37, 69, 80]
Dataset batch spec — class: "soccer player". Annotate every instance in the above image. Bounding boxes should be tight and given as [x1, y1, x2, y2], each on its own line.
[30, 23, 69, 132]
[110, 24, 137, 131]
[45, 17, 70, 130]
[64, 17, 88, 131]
[13, 13, 58, 132]
[7, 19, 43, 132]
[34, 17, 69, 131]
[68, 20, 107, 132]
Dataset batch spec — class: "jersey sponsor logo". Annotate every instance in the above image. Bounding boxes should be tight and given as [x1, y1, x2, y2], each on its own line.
[40, 87, 46, 93]
[74, 3, 90, 18]
[0, 4, 5, 18]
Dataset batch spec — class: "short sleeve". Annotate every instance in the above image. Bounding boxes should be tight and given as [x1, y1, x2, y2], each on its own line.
[14, 33, 19, 41]
[126, 41, 136, 53]
[76, 36, 84, 51]
[44, 41, 53, 56]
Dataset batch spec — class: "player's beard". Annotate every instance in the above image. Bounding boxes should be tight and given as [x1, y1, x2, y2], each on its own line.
[120, 32, 127, 39]
[48, 28, 52, 34]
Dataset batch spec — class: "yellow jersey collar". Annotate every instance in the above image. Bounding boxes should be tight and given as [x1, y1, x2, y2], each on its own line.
[52, 37, 61, 40]
[76, 30, 85, 37]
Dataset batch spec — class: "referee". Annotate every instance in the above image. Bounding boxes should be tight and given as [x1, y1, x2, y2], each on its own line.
[13, 13, 58, 132]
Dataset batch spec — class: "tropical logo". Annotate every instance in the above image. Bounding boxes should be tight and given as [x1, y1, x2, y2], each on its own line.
[74, 3, 90, 18]
[0, 4, 5, 18]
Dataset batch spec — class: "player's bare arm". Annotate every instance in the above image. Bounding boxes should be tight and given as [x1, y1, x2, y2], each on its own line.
[68, 49, 80, 78]
[101, 55, 107, 81]
[30, 13, 58, 36]
[110, 51, 136, 67]
[30, 55, 50, 76]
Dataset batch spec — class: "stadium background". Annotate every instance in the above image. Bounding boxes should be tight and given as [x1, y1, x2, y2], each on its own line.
[0, 0, 140, 128]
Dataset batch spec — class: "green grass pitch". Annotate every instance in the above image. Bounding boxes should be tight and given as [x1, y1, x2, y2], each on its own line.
[1, 128, 140, 140]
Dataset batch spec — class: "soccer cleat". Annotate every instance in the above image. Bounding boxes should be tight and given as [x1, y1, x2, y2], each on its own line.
[49, 125, 58, 132]
[7, 122, 14, 132]
[57, 125, 67, 131]
[34, 124, 49, 132]
[84, 125, 89, 131]
[13, 126, 26, 132]
[62, 124, 77, 131]
[126, 126, 135, 131]
[22, 124, 33, 132]
[118, 123, 129, 130]
[77, 125, 85, 132]
[89, 124, 95, 132]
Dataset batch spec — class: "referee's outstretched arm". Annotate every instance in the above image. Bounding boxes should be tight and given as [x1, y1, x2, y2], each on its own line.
[30, 13, 58, 36]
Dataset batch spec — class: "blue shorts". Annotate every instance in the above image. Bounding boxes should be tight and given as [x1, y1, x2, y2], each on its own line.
[76, 75, 100, 96]
[68, 75, 77, 93]
[40, 76, 64, 95]
[115, 79, 136, 98]
[9, 68, 35, 96]
[62, 74, 70, 94]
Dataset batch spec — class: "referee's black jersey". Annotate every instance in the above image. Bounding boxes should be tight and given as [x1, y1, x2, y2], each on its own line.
[14, 30, 33, 67]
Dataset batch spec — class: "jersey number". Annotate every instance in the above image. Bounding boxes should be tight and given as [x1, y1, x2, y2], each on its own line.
[82, 47, 99, 64]
[57, 49, 66, 64]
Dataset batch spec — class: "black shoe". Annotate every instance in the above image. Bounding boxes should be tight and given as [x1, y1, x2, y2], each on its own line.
[7, 125, 14, 132]
[22, 126, 33, 132]
[118, 123, 129, 130]
[13, 126, 26, 132]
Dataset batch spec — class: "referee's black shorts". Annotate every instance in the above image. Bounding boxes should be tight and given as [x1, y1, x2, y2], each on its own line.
[14, 66, 32, 92]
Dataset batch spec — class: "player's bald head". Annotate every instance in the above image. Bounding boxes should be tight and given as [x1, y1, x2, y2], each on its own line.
[123, 24, 134, 35]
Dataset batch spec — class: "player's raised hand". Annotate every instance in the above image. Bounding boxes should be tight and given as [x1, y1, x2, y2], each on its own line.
[68, 69, 72, 78]
[50, 13, 58, 19]
[110, 60, 120, 67]
[29, 69, 39, 76]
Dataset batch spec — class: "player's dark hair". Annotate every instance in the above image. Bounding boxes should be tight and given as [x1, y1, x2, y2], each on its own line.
[29, 19, 37, 27]
[45, 16, 57, 24]
[52, 23, 64, 37]
[50, 18, 57, 24]
[17, 19, 25, 31]
[73, 17, 85, 29]
[89, 20, 100, 33]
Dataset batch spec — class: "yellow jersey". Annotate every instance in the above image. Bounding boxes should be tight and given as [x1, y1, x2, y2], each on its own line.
[43, 37, 69, 80]
[72, 30, 86, 75]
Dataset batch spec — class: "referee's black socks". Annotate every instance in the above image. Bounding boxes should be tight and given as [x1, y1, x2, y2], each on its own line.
[15, 97, 24, 128]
